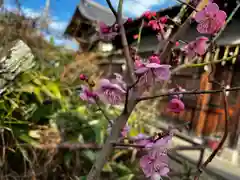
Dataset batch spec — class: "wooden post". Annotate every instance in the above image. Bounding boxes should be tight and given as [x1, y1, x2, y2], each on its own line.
[203, 65, 233, 135]
[229, 73, 240, 149]
[194, 72, 212, 136]
[192, 52, 212, 136]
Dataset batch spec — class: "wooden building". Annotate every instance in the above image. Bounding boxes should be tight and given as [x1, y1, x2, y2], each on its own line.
[63, 0, 126, 79]
[118, 0, 240, 148]
[64, 0, 240, 148]
[63, 0, 181, 80]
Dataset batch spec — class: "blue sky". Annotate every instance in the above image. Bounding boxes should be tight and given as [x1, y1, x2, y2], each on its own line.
[5, 0, 177, 50]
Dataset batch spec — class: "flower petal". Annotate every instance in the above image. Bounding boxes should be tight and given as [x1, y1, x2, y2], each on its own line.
[135, 66, 149, 74]
[195, 10, 205, 22]
[159, 167, 170, 176]
[215, 10, 227, 22]
[140, 155, 153, 177]
[205, 3, 219, 15]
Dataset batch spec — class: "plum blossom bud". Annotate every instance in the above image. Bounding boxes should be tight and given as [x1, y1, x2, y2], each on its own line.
[175, 41, 180, 46]
[149, 54, 160, 64]
[127, 18, 133, 22]
[98, 21, 118, 41]
[79, 74, 87, 80]
[142, 11, 156, 19]
[167, 98, 185, 113]
[148, 20, 164, 31]
[133, 34, 139, 39]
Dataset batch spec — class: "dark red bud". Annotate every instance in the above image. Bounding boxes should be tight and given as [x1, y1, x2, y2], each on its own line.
[79, 74, 86, 80]
[127, 18, 133, 22]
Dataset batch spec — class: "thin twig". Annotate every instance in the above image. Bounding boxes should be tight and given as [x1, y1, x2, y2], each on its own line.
[117, 0, 135, 83]
[136, 19, 145, 53]
[137, 86, 240, 102]
[194, 88, 229, 179]
[186, 54, 238, 68]
[86, 0, 137, 179]
[159, 15, 192, 60]
[169, 145, 205, 152]
[96, 100, 113, 126]
[106, 0, 118, 19]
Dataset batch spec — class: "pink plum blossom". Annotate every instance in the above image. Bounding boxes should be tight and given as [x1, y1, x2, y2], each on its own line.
[135, 63, 171, 81]
[194, 3, 227, 34]
[126, 18, 133, 23]
[167, 98, 185, 113]
[148, 20, 164, 31]
[134, 59, 145, 68]
[142, 11, 156, 19]
[139, 130, 177, 179]
[145, 133, 174, 151]
[79, 85, 97, 104]
[140, 152, 169, 180]
[135, 66, 154, 91]
[135, 61, 171, 92]
[112, 73, 127, 90]
[160, 16, 168, 24]
[183, 36, 208, 58]
[98, 21, 118, 41]
[149, 55, 160, 64]
[140, 134, 173, 179]
[96, 79, 126, 105]
[146, 63, 171, 81]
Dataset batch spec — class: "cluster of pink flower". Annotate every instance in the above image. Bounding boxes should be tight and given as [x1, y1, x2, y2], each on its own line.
[135, 130, 176, 180]
[183, 2, 226, 58]
[137, 11, 168, 41]
[98, 21, 119, 41]
[135, 55, 171, 92]
[79, 73, 127, 105]
[80, 2, 227, 179]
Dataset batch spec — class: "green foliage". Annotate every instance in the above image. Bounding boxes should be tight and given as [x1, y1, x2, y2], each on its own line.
[0, 36, 145, 178]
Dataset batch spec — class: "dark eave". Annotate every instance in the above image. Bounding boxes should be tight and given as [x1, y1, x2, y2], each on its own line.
[113, 0, 240, 50]
[64, 0, 117, 37]
[78, 0, 115, 25]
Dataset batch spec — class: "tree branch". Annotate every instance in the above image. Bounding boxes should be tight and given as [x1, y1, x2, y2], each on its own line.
[117, 0, 135, 83]
[159, 15, 192, 61]
[194, 88, 229, 179]
[186, 54, 238, 68]
[106, 0, 118, 19]
[86, 1, 137, 179]
[137, 86, 240, 102]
